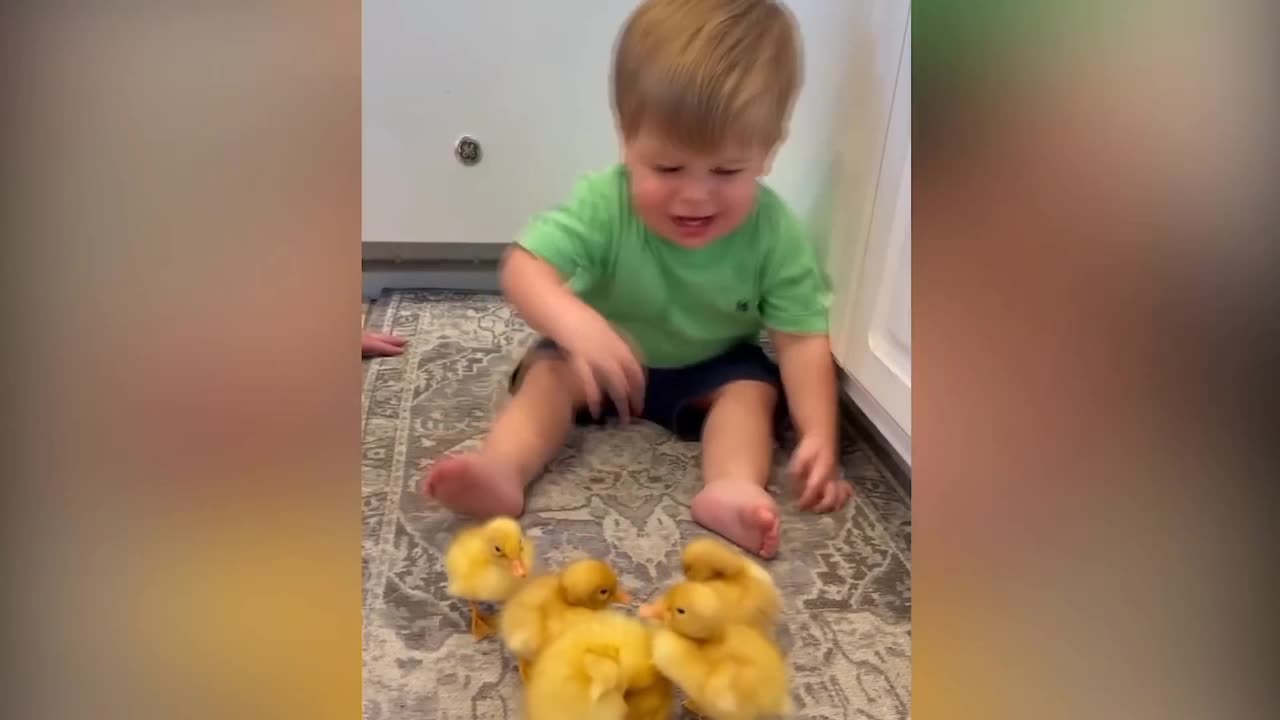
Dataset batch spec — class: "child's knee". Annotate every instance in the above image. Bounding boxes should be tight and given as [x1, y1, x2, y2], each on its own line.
[714, 379, 778, 411]
[517, 354, 587, 405]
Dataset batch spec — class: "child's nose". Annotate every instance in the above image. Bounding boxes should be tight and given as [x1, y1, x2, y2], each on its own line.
[675, 177, 713, 205]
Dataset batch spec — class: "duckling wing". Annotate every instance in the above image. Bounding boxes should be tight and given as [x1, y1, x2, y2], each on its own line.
[500, 577, 559, 657]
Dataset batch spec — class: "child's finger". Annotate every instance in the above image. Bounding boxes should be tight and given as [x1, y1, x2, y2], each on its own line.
[798, 482, 823, 510]
[362, 338, 405, 357]
[601, 361, 632, 425]
[802, 453, 838, 508]
[621, 356, 646, 418]
[362, 330, 406, 348]
[372, 332, 407, 346]
[786, 446, 809, 481]
[796, 464, 826, 509]
[837, 481, 855, 508]
[812, 481, 842, 513]
[574, 358, 603, 419]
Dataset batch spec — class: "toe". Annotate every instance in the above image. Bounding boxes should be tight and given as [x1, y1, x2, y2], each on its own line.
[758, 530, 780, 558]
[751, 504, 780, 558]
[759, 513, 781, 558]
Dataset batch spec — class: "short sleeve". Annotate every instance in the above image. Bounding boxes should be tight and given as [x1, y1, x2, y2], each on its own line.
[516, 168, 621, 289]
[759, 205, 831, 335]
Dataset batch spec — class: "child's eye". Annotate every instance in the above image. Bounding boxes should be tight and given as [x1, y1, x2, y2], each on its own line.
[712, 167, 743, 176]
[654, 165, 683, 174]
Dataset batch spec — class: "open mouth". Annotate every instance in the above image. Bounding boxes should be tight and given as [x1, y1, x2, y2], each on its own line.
[672, 215, 715, 229]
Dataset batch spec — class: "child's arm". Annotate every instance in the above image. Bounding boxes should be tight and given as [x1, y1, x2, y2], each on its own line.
[500, 247, 597, 347]
[770, 331, 846, 511]
[758, 196, 853, 514]
[501, 248, 644, 421]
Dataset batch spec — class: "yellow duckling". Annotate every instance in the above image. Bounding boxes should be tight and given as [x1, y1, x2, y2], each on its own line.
[524, 610, 661, 720]
[500, 558, 631, 679]
[622, 673, 676, 720]
[640, 581, 792, 720]
[444, 516, 533, 639]
[681, 537, 781, 634]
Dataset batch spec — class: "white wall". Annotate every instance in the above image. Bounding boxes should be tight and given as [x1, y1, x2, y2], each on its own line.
[363, 0, 860, 246]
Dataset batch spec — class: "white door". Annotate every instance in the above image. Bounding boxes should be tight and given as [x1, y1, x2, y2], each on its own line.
[363, 1, 634, 246]
[829, 11, 911, 465]
[840, 146, 911, 462]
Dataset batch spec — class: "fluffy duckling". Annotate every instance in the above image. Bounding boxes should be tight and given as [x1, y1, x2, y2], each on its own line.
[640, 581, 791, 720]
[622, 674, 676, 720]
[444, 516, 533, 639]
[500, 558, 631, 679]
[524, 610, 660, 720]
[680, 537, 781, 635]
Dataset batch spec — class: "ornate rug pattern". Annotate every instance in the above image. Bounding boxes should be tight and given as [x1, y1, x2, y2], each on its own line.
[361, 290, 911, 720]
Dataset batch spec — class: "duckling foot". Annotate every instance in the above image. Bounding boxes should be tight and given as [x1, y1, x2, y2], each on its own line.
[469, 602, 495, 640]
[692, 481, 780, 559]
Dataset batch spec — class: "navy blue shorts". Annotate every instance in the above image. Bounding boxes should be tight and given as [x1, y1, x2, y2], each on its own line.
[510, 339, 785, 441]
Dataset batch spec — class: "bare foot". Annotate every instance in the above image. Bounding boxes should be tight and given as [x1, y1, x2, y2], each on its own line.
[423, 453, 524, 518]
[691, 482, 781, 559]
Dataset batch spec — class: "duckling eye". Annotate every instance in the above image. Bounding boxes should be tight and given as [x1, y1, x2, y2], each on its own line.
[493, 545, 503, 554]
[675, 608, 686, 615]
[599, 588, 609, 596]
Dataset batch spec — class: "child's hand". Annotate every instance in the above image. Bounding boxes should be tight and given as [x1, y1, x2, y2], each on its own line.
[362, 330, 407, 357]
[788, 434, 854, 513]
[557, 313, 646, 423]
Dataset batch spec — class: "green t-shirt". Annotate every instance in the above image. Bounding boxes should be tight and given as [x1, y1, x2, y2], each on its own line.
[517, 164, 830, 368]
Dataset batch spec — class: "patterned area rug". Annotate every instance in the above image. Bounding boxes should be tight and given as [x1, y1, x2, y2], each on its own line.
[362, 290, 912, 720]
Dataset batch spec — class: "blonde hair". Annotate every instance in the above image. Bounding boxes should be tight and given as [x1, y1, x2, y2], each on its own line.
[612, 0, 802, 153]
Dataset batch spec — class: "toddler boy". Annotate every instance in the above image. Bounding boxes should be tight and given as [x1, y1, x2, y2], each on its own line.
[424, 0, 852, 558]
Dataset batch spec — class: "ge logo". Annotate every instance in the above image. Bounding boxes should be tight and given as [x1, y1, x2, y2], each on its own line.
[455, 136, 482, 166]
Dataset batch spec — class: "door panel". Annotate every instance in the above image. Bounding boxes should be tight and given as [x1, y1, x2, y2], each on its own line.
[830, 11, 911, 464]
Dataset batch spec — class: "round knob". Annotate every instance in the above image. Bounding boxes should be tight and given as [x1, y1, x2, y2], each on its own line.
[455, 135, 482, 166]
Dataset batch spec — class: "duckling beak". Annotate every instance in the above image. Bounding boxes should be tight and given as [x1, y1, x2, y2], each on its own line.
[613, 588, 632, 604]
[637, 602, 663, 620]
[511, 559, 527, 578]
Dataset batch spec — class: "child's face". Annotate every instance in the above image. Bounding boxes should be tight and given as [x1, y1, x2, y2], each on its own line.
[623, 127, 772, 249]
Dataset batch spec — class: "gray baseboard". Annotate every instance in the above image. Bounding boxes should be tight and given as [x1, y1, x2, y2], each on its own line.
[362, 243, 504, 299]
[362, 265, 500, 299]
[362, 241, 508, 263]
[839, 394, 911, 495]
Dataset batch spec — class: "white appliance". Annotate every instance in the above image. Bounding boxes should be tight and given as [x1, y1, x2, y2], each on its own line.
[363, 0, 864, 246]
[826, 3, 912, 467]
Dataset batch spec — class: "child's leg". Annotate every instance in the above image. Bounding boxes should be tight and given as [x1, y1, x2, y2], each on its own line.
[691, 380, 782, 559]
[423, 355, 580, 517]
